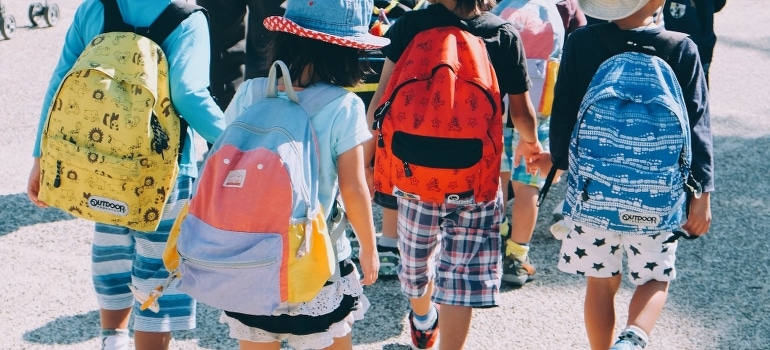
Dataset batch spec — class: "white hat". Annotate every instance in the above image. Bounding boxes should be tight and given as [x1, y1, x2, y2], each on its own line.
[577, 0, 650, 21]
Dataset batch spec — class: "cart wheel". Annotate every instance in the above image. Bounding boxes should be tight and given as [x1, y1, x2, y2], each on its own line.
[28, 2, 43, 26]
[1, 15, 16, 39]
[44, 3, 59, 26]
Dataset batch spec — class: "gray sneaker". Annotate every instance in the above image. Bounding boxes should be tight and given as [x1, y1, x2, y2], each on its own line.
[377, 244, 400, 276]
[552, 199, 565, 223]
[348, 230, 360, 260]
[502, 254, 536, 286]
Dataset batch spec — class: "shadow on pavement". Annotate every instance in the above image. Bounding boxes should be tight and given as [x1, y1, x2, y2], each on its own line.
[0, 193, 75, 236]
[22, 310, 100, 345]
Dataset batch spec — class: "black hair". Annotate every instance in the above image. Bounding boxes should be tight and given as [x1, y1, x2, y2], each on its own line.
[263, 32, 369, 88]
[453, 0, 496, 13]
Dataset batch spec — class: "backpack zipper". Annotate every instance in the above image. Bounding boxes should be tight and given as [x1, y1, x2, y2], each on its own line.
[179, 251, 277, 269]
[53, 160, 62, 188]
[403, 161, 412, 177]
[581, 178, 591, 201]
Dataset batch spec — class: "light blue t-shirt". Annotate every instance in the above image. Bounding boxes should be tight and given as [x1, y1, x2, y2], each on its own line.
[224, 79, 372, 259]
[32, 0, 226, 178]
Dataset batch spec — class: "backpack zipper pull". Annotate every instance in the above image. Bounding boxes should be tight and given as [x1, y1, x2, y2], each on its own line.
[403, 161, 412, 177]
[296, 210, 313, 259]
[377, 133, 384, 148]
[685, 173, 703, 199]
[53, 160, 62, 188]
[373, 101, 391, 127]
[581, 178, 591, 201]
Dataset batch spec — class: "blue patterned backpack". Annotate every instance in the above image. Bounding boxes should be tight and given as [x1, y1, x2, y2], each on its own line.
[552, 27, 701, 235]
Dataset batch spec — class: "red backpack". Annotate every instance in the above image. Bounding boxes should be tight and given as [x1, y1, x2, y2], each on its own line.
[372, 26, 503, 204]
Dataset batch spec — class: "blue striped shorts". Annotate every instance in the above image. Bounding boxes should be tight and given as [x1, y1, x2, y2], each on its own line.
[396, 193, 503, 308]
[92, 176, 195, 332]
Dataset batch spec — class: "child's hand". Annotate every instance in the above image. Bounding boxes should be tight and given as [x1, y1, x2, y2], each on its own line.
[27, 158, 48, 208]
[357, 246, 380, 286]
[526, 151, 553, 176]
[513, 140, 544, 171]
[682, 192, 711, 236]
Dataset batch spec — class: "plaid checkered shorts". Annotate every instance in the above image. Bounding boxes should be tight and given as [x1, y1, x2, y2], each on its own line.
[396, 194, 503, 308]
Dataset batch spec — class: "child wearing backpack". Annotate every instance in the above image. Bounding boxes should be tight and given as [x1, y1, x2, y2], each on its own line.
[547, 0, 714, 348]
[492, 0, 566, 287]
[25, 0, 226, 349]
[214, 1, 385, 349]
[365, 0, 543, 348]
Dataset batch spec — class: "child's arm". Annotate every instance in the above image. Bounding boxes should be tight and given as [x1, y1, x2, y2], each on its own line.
[164, 12, 226, 144]
[364, 58, 396, 196]
[508, 92, 544, 169]
[337, 145, 380, 285]
[682, 193, 712, 236]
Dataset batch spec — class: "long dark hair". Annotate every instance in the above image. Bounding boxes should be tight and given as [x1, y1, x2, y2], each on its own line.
[263, 32, 368, 88]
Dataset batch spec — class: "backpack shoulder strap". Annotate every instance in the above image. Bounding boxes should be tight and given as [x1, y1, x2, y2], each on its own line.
[589, 23, 688, 61]
[100, 0, 132, 33]
[256, 61, 349, 117]
[100, 0, 205, 45]
[145, 1, 206, 46]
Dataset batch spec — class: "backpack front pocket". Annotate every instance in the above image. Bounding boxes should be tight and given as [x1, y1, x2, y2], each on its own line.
[391, 131, 482, 169]
[39, 137, 174, 231]
[177, 214, 283, 315]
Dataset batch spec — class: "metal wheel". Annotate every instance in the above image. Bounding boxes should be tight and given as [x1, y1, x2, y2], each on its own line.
[44, 3, 59, 26]
[0, 14, 16, 39]
[28, 2, 43, 26]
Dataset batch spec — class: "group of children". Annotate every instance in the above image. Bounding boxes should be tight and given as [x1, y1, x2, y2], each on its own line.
[25, 0, 714, 349]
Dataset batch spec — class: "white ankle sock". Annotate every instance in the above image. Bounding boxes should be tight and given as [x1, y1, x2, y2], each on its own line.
[100, 328, 129, 350]
[412, 305, 438, 330]
[620, 325, 649, 348]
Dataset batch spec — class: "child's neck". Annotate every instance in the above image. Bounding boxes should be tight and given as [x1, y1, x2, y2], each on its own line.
[613, 3, 660, 30]
[614, 16, 655, 30]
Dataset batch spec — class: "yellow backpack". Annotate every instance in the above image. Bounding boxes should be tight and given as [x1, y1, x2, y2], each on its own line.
[38, 0, 202, 232]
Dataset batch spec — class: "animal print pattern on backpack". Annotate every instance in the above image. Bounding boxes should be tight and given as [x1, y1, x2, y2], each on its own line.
[38, 32, 182, 231]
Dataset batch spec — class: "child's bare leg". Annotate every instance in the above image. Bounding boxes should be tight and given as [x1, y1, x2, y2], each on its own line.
[239, 340, 281, 350]
[438, 304, 472, 350]
[585, 275, 622, 350]
[410, 280, 435, 317]
[133, 330, 171, 350]
[627, 280, 669, 335]
[100, 308, 131, 349]
[501, 172, 511, 205]
[381, 207, 398, 240]
[509, 182, 539, 245]
[100, 308, 131, 330]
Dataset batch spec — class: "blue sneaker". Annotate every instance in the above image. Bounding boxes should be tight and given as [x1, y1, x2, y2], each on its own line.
[610, 328, 647, 350]
[610, 340, 639, 350]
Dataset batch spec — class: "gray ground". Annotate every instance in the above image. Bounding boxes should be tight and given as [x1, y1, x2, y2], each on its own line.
[1, 0, 768, 349]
